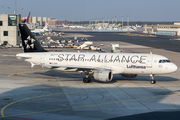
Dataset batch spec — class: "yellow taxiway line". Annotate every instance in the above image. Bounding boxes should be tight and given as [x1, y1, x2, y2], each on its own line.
[3, 70, 180, 118]
[7, 70, 48, 77]
[1, 91, 179, 118]
[0, 53, 8, 56]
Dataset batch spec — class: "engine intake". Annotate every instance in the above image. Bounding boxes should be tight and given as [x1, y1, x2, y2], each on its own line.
[93, 70, 113, 82]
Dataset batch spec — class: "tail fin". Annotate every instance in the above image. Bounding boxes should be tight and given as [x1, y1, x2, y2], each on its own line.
[22, 18, 27, 23]
[43, 23, 48, 30]
[22, 12, 30, 23]
[26, 12, 31, 23]
[19, 24, 47, 52]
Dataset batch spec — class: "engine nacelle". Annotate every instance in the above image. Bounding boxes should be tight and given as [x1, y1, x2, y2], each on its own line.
[93, 70, 113, 82]
[121, 74, 137, 78]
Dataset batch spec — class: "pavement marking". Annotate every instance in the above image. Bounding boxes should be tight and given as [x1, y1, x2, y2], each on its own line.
[1, 92, 179, 118]
[1, 88, 119, 117]
[116, 33, 156, 37]
[7, 70, 48, 77]
[2, 55, 15, 57]
[0, 53, 8, 56]
[4, 70, 180, 118]
[7, 69, 79, 78]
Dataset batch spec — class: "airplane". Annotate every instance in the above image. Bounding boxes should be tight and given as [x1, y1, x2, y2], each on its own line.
[16, 24, 178, 84]
[31, 23, 51, 34]
[62, 23, 84, 29]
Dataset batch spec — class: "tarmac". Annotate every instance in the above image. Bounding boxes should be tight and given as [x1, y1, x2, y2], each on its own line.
[0, 32, 180, 120]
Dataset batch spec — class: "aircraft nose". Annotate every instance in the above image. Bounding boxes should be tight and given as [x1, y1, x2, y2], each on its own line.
[171, 63, 178, 72]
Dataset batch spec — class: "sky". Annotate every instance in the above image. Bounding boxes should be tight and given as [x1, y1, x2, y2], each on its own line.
[1, 0, 180, 21]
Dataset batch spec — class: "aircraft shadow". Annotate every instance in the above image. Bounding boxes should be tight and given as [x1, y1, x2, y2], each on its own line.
[0, 84, 180, 120]
[108, 111, 180, 120]
[33, 70, 179, 83]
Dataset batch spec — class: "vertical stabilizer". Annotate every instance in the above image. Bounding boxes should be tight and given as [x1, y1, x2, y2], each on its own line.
[19, 24, 47, 52]
[22, 12, 31, 23]
[26, 12, 31, 23]
[43, 23, 48, 30]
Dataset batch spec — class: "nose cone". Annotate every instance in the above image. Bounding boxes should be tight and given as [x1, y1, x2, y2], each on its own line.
[171, 63, 178, 73]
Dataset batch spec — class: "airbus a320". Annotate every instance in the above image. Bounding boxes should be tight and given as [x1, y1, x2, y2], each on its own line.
[16, 24, 178, 84]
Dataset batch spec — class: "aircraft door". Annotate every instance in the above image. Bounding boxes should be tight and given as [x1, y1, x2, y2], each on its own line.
[147, 56, 153, 67]
[40, 54, 46, 65]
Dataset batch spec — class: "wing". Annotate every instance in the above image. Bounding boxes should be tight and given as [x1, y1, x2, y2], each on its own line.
[43, 65, 112, 71]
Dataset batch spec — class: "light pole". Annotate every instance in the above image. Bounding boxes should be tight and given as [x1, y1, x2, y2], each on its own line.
[108, 17, 109, 24]
[112, 17, 113, 24]
[22, 8, 23, 16]
[15, 0, 17, 14]
[122, 16, 123, 29]
[102, 18, 104, 28]
[115, 16, 117, 25]
[127, 15, 129, 28]
[7, 7, 10, 14]
[1, 6, 5, 13]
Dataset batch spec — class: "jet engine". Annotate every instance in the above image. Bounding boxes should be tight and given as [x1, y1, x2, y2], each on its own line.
[93, 70, 113, 82]
[121, 74, 137, 78]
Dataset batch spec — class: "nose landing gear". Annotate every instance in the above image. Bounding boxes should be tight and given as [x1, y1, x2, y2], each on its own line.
[150, 74, 156, 84]
[83, 75, 91, 83]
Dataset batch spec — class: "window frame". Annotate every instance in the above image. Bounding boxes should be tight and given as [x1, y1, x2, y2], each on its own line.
[4, 31, 8, 36]
[0, 21, 2, 26]
[8, 15, 17, 26]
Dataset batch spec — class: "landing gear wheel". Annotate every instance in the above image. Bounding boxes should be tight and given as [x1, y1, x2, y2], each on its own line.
[150, 80, 156, 84]
[88, 77, 91, 82]
[83, 78, 89, 83]
[150, 74, 156, 84]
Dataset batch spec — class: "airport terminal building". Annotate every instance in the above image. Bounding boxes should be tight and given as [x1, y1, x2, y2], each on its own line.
[0, 14, 21, 46]
[26, 17, 68, 28]
[143, 23, 180, 36]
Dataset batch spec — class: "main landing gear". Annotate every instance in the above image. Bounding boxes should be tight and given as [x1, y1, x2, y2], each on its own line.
[150, 74, 156, 84]
[83, 75, 91, 83]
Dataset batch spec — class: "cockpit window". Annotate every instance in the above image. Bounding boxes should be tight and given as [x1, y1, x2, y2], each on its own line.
[159, 59, 171, 63]
[166, 60, 171, 62]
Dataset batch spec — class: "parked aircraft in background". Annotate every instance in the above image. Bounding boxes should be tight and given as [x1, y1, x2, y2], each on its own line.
[31, 23, 51, 34]
[16, 24, 178, 84]
[62, 23, 84, 29]
[22, 12, 31, 23]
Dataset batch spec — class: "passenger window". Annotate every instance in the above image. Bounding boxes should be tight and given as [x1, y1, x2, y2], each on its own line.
[166, 60, 170, 62]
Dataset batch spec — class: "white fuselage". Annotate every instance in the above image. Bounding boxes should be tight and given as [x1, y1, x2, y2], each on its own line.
[31, 27, 51, 33]
[16, 52, 178, 75]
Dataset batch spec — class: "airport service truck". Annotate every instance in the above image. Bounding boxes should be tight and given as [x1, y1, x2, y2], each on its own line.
[111, 43, 123, 53]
